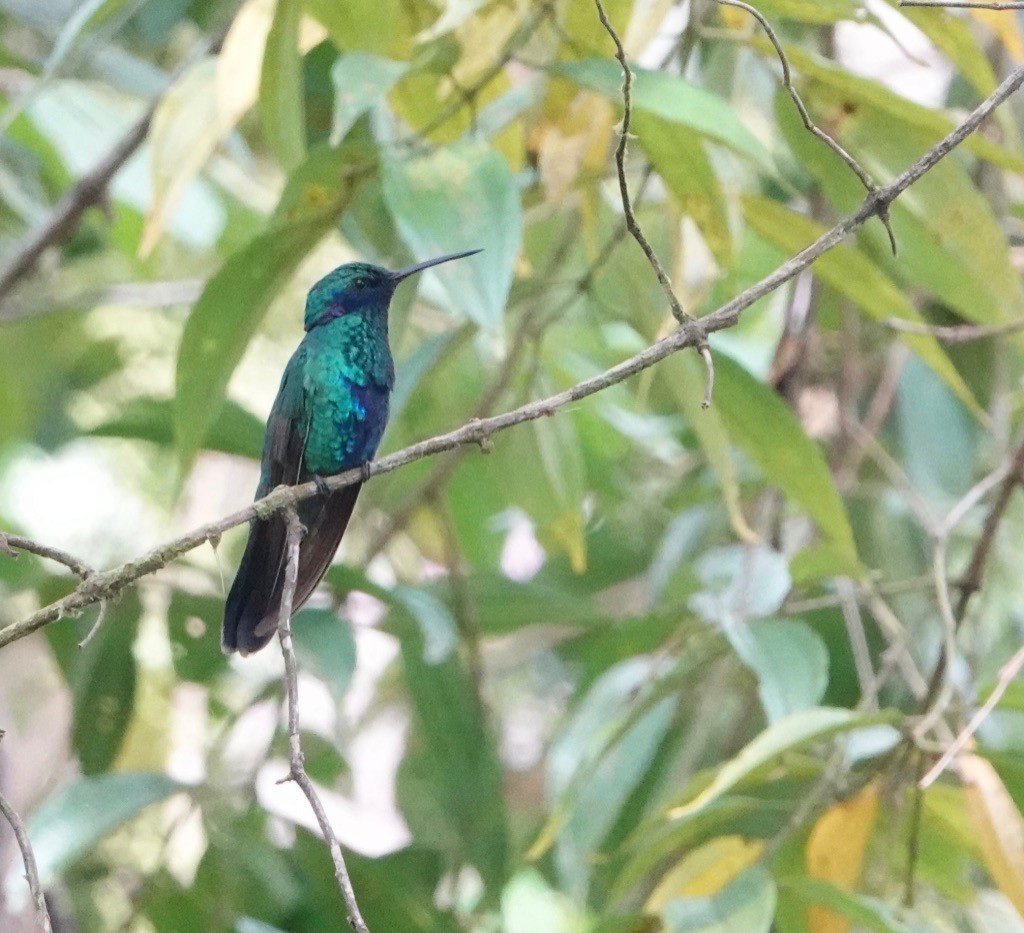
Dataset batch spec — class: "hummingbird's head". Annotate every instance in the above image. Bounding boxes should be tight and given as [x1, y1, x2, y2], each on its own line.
[304, 249, 481, 331]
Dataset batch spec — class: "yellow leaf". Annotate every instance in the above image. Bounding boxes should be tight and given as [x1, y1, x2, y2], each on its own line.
[451, 5, 521, 87]
[971, 9, 1024, 62]
[141, 0, 326, 257]
[805, 783, 879, 933]
[546, 509, 587, 574]
[962, 753, 1024, 914]
[140, 58, 220, 258]
[719, 4, 749, 30]
[647, 836, 764, 911]
[534, 92, 614, 203]
[141, 0, 274, 257]
[216, 0, 275, 133]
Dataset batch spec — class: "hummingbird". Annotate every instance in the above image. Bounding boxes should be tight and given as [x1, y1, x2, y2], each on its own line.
[222, 248, 480, 655]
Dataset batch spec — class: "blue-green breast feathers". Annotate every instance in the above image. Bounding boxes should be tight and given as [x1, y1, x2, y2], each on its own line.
[260, 311, 393, 488]
[300, 314, 393, 475]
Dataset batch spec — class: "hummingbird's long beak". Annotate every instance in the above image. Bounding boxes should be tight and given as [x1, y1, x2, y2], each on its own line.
[391, 248, 482, 283]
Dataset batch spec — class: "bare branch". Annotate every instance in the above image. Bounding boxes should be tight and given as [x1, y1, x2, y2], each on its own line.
[0, 533, 93, 579]
[592, 0, 692, 327]
[915, 436, 1024, 728]
[920, 641, 1024, 788]
[591, 0, 717, 399]
[3, 56, 1024, 651]
[714, 0, 898, 253]
[275, 511, 369, 933]
[0, 733, 52, 933]
[900, 0, 1024, 7]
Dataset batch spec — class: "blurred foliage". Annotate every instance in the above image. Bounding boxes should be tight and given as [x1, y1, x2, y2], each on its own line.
[2, 0, 1024, 931]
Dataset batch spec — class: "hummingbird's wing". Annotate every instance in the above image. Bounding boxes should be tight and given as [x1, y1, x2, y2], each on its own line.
[222, 354, 363, 655]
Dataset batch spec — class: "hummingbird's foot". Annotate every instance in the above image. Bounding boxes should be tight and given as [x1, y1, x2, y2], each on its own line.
[312, 474, 332, 497]
[360, 461, 373, 483]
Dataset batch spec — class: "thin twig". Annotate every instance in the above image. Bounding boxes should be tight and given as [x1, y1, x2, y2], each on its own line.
[916, 459, 1020, 736]
[884, 317, 1024, 343]
[916, 437, 1024, 727]
[837, 344, 910, 490]
[0, 533, 93, 579]
[781, 574, 935, 614]
[0, 733, 52, 933]
[837, 578, 878, 709]
[275, 510, 369, 933]
[714, 0, 897, 254]
[4, 57, 1024, 650]
[0, 533, 110, 648]
[920, 642, 1024, 788]
[900, 0, 1024, 7]
[591, 0, 717, 401]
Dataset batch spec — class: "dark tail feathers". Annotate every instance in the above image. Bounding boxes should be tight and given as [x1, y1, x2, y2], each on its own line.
[222, 484, 362, 655]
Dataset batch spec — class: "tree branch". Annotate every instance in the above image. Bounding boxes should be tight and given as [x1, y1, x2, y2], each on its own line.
[3, 56, 1024, 653]
[591, 0, 716, 404]
[900, 0, 1024, 7]
[0, 533, 93, 579]
[0, 732, 52, 933]
[713, 0, 897, 253]
[0, 26, 228, 314]
[276, 511, 369, 933]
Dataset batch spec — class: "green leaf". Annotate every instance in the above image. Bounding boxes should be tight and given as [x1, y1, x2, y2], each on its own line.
[742, 195, 983, 419]
[549, 658, 679, 899]
[292, 608, 356, 702]
[754, 0, 857, 24]
[895, 355, 978, 502]
[12, 774, 181, 891]
[665, 354, 756, 543]
[501, 869, 587, 933]
[260, 0, 306, 170]
[745, 619, 830, 722]
[304, 0, 407, 56]
[393, 587, 458, 664]
[174, 148, 364, 471]
[712, 354, 858, 563]
[52, 592, 141, 775]
[330, 53, 408, 145]
[448, 572, 604, 635]
[382, 141, 520, 333]
[662, 866, 776, 933]
[667, 708, 883, 819]
[780, 877, 911, 932]
[174, 219, 323, 470]
[398, 616, 508, 894]
[772, 41, 1024, 174]
[556, 59, 773, 170]
[90, 397, 265, 460]
[391, 331, 458, 423]
[168, 592, 228, 683]
[775, 71, 1024, 325]
[636, 114, 732, 267]
[690, 544, 791, 624]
